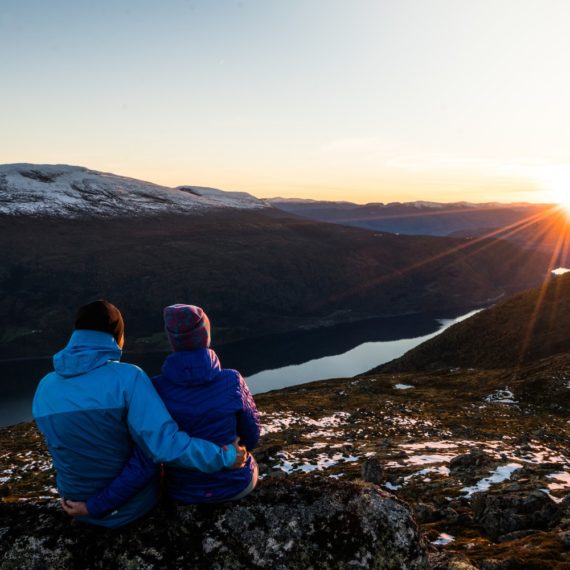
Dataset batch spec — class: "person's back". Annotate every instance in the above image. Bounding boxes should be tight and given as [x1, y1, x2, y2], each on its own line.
[33, 329, 160, 527]
[154, 348, 259, 503]
[155, 303, 261, 504]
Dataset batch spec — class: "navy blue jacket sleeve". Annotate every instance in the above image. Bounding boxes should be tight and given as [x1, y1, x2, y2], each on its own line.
[85, 446, 158, 518]
[127, 368, 237, 471]
[236, 374, 261, 451]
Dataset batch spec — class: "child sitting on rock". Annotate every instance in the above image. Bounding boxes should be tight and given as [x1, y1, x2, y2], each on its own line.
[152, 304, 260, 503]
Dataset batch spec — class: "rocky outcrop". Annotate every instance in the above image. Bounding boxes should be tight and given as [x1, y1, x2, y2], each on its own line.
[0, 478, 429, 570]
[361, 456, 385, 484]
[449, 448, 495, 475]
[472, 490, 562, 539]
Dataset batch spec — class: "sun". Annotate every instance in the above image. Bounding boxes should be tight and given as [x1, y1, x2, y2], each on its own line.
[537, 166, 570, 215]
[547, 188, 570, 216]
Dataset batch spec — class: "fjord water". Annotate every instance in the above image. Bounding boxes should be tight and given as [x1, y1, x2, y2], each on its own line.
[0, 309, 480, 428]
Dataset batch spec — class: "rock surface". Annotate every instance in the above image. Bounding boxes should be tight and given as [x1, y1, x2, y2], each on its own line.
[472, 490, 562, 539]
[0, 478, 429, 570]
[449, 448, 495, 475]
[3, 357, 570, 568]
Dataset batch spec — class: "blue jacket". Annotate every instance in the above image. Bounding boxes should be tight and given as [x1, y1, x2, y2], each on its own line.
[153, 348, 261, 503]
[32, 330, 237, 528]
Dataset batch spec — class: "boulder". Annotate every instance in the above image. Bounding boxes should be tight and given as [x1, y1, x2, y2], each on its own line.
[558, 530, 570, 548]
[0, 478, 429, 569]
[361, 456, 385, 484]
[472, 490, 561, 539]
[449, 448, 494, 475]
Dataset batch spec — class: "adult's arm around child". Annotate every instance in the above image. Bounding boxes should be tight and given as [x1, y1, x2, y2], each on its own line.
[85, 446, 158, 518]
[127, 368, 239, 472]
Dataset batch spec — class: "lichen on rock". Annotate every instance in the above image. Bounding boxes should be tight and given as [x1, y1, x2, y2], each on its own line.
[0, 477, 428, 569]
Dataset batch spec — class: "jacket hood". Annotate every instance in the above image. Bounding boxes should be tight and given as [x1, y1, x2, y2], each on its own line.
[53, 329, 122, 378]
[161, 348, 222, 385]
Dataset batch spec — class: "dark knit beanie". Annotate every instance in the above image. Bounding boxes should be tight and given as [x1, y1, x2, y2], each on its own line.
[163, 304, 211, 352]
[75, 300, 125, 344]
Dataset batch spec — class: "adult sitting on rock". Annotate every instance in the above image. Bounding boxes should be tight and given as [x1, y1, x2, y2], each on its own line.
[33, 300, 246, 528]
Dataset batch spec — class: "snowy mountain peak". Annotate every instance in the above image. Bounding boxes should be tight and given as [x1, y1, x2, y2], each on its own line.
[0, 164, 267, 217]
[411, 201, 445, 209]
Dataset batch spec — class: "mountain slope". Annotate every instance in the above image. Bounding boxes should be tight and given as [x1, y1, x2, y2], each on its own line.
[0, 164, 553, 359]
[377, 272, 570, 372]
[0, 164, 266, 216]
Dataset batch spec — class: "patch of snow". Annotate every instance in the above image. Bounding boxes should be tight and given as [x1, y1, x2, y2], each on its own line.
[517, 443, 569, 464]
[404, 466, 450, 481]
[405, 454, 456, 466]
[539, 489, 566, 503]
[412, 201, 445, 209]
[305, 412, 351, 428]
[260, 411, 305, 436]
[401, 441, 458, 451]
[384, 482, 402, 491]
[394, 383, 414, 390]
[485, 387, 517, 405]
[547, 471, 570, 490]
[260, 410, 351, 437]
[304, 429, 339, 438]
[461, 463, 523, 497]
[390, 416, 435, 428]
[297, 442, 329, 452]
[432, 533, 455, 546]
[274, 449, 359, 474]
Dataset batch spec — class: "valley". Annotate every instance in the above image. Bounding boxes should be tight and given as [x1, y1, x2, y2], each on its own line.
[0, 165, 553, 360]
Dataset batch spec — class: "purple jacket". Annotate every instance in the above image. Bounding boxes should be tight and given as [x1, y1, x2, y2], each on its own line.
[152, 348, 260, 503]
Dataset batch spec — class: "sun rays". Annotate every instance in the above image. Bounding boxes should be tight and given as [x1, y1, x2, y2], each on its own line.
[324, 205, 565, 307]
[314, 203, 570, 375]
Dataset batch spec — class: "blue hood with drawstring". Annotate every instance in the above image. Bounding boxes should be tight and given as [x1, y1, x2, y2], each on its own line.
[53, 331, 121, 377]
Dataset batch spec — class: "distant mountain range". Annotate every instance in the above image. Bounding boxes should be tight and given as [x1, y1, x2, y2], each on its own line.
[0, 164, 554, 359]
[377, 272, 570, 372]
[267, 198, 552, 236]
[269, 197, 570, 267]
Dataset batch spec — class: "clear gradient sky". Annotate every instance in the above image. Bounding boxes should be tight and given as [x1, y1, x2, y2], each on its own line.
[2, 0, 570, 204]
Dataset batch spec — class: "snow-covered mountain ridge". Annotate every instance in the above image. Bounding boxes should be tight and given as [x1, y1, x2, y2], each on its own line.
[0, 164, 267, 216]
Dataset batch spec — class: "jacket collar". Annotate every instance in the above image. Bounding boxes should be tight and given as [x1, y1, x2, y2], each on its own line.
[161, 348, 222, 385]
[53, 330, 122, 378]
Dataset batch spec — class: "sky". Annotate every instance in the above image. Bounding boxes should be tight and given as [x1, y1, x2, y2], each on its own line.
[2, 0, 570, 204]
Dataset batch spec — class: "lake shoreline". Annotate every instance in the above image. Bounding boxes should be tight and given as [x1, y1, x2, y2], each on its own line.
[0, 301, 490, 365]
[0, 307, 487, 428]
